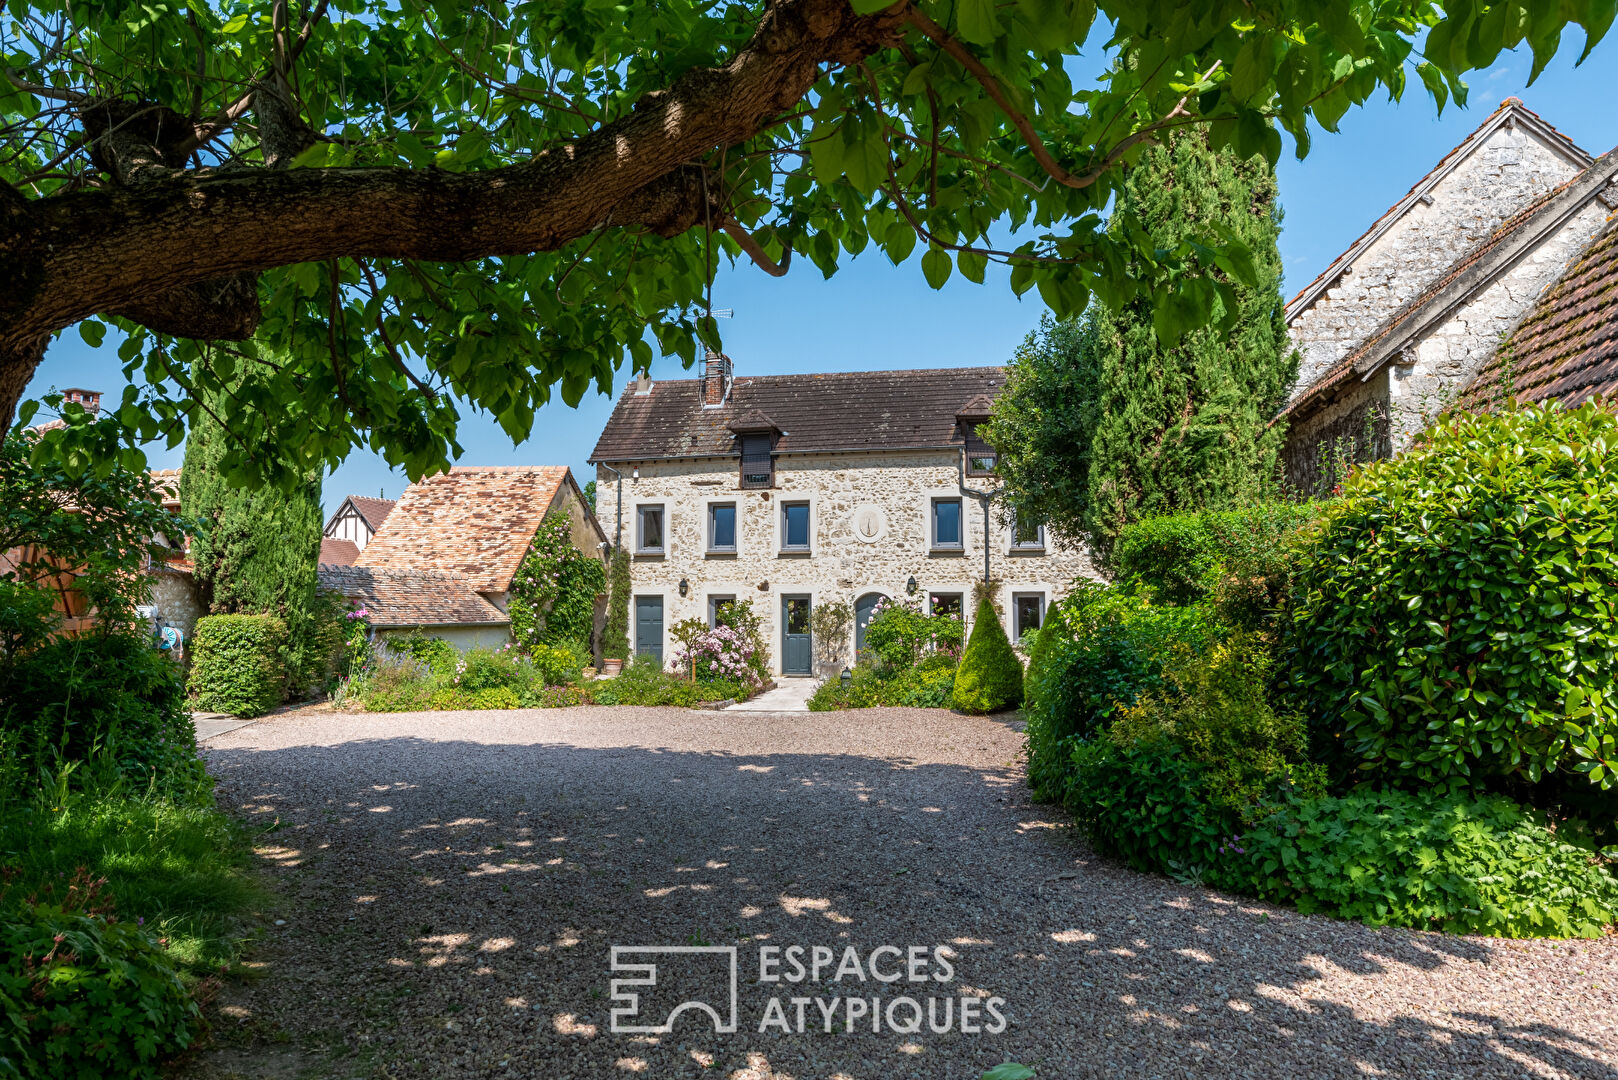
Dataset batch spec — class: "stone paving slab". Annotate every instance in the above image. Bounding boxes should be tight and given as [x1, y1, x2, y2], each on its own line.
[723, 676, 817, 712]
[193, 713, 256, 740]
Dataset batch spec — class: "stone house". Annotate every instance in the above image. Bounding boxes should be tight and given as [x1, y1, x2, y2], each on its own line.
[320, 465, 606, 651]
[588, 357, 1098, 677]
[319, 495, 395, 565]
[1280, 99, 1618, 490]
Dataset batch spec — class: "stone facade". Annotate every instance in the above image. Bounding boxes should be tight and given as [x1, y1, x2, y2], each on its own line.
[595, 450, 1098, 676]
[1280, 102, 1618, 490]
[1287, 107, 1588, 403]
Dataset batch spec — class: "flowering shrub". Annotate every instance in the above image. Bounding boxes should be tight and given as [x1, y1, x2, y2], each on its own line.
[342, 607, 372, 677]
[675, 624, 763, 688]
[862, 597, 964, 669]
[508, 517, 606, 655]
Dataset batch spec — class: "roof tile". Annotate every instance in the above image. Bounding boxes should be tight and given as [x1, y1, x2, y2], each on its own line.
[317, 565, 510, 628]
[355, 466, 569, 593]
[1459, 217, 1618, 410]
[590, 367, 1007, 461]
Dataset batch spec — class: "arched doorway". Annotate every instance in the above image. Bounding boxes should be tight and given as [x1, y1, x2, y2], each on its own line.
[854, 592, 887, 659]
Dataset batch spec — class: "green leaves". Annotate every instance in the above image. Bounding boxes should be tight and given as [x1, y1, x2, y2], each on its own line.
[2, 0, 1604, 489]
[1285, 401, 1618, 794]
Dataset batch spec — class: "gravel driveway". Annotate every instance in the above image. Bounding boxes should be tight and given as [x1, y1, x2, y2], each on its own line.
[189, 706, 1618, 1080]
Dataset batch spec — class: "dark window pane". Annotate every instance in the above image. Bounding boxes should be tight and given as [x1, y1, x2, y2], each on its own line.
[1016, 595, 1042, 636]
[710, 504, 736, 549]
[640, 507, 663, 550]
[785, 597, 810, 634]
[710, 597, 735, 626]
[930, 593, 962, 618]
[741, 435, 773, 488]
[783, 503, 810, 548]
[934, 500, 961, 546]
[1013, 515, 1042, 546]
[969, 454, 997, 474]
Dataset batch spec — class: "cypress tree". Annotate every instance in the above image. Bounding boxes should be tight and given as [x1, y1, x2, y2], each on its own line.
[601, 544, 631, 660]
[988, 131, 1295, 558]
[180, 378, 324, 697]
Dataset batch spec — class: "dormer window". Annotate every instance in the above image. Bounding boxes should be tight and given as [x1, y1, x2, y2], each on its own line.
[728, 409, 783, 490]
[956, 394, 996, 476]
[740, 435, 774, 488]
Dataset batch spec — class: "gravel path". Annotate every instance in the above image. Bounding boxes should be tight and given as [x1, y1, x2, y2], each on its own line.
[188, 706, 1618, 1080]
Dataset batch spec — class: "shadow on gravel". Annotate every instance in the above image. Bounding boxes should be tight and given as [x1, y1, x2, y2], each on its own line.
[192, 734, 1617, 1080]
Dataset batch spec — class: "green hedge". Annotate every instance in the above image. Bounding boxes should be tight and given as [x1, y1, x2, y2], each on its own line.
[1112, 503, 1321, 632]
[188, 614, 286, 718]
[950, 596, 1023, 714]
[1066, 729, 1618, 937]
[1022, 581, 1222, 799]
[1285, 401, 1618, 792]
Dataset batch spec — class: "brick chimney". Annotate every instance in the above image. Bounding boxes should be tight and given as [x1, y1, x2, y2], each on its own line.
[61, 388, 101, 414]
[703, 350, 732, 406]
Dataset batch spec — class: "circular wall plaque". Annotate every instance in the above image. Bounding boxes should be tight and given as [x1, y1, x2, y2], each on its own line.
[851, 504, 888, 544]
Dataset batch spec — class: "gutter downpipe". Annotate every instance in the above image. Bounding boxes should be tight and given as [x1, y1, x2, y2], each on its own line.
[597, 463, 624, 549]
[958, 452, 994, 585]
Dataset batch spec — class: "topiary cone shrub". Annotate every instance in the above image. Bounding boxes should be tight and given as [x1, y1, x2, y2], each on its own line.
[1284, 400, 1618, 793]
[951, 595, 1024, 714]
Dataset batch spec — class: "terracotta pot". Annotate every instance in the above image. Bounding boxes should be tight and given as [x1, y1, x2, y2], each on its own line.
[602, 658, 624, 677]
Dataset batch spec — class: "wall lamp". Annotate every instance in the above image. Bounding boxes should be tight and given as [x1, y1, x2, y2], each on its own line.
[906, 575, 918, 595]
[678, 578, 689, 597]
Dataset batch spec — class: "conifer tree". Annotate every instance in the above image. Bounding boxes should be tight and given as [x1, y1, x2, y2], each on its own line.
[987, 132, 1295, 558]
[181, 377, 324, 695]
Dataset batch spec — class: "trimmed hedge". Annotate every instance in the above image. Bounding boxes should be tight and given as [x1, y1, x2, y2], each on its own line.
[1113, 503, 1321, 631]
[951, 596, 1023, 714]
[1285, 401, 1618, 792]
[189, 614, 286, 718]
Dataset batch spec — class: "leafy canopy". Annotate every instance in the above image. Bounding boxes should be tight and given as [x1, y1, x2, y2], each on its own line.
[3, 0, 1611, 483]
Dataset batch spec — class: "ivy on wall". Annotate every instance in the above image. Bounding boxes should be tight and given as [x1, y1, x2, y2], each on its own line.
[507, 516, 606, 654]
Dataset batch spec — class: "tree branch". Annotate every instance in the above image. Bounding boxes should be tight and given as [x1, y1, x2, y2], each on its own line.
[719, 217, 791, 276]
[1, 0, 909, 420]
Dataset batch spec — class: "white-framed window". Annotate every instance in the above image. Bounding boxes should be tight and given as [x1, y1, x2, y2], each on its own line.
[931, 497, 964, 550]
[636, 504, 665, 555]
[780, 501, 811, 553]
[708, 594, 737, 627]
[708, 502, 737, 554]
[1011, 513, 1045, 550]
[1012, 592, 1045, 640]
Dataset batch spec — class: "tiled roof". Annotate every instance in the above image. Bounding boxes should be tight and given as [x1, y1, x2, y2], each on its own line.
[319, 537, 360, 565]
[589, 367, 1007, 462]
[1459, 218, 1618, 410]
[1285, 99, 1593, 322]
[354, 466, 569, 594]
[346, 495, 396, 531]
[316, 565, 510, 628]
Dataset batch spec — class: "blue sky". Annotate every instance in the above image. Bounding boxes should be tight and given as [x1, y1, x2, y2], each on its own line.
[25, 38, 1618, 516]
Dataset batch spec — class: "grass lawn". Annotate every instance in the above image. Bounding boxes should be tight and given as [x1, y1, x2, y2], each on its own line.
[0, 784, 265, 975]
